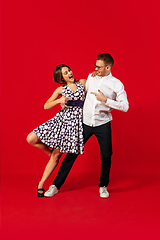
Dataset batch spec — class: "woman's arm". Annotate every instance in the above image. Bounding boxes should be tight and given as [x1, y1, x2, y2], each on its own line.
[79, 79, 86, 88]
[44, 86, 71, 110]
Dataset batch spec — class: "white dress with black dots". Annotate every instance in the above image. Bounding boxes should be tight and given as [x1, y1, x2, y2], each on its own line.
[33, 81, 85, 154]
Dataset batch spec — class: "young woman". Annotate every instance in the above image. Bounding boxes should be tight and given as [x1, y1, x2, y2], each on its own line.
[27, 64, 86, 197]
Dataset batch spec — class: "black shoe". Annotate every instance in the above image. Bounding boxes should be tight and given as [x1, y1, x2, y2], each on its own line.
[37, 184, 45, 197]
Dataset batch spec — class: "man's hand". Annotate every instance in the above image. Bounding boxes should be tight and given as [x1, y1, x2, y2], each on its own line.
[90, 89, 107, 103]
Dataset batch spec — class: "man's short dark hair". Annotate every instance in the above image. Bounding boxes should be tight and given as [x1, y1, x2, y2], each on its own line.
[97, 53, 114, 68]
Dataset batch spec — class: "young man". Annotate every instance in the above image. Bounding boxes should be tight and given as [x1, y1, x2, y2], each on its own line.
[44, 53, 129, 198]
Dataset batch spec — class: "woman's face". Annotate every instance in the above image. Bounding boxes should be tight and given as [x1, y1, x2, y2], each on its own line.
[61, 67, 74, 83]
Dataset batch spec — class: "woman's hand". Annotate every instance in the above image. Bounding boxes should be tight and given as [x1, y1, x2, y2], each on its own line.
[44, 87, 71, 110]
[91, 71, 97, 77]
[58, 94, 72, 105]
[60, 103, 65, 109]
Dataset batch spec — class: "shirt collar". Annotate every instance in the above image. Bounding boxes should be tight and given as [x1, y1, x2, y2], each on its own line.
[97, 72, 112, 79]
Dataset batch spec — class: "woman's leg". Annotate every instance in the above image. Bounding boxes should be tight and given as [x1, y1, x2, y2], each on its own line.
[26, 132, 52, 157]
[52, 124, 93, 190]
[38, 149, 62, 191]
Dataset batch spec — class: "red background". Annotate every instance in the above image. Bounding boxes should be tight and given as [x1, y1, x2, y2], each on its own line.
[1, 0, 160, 239]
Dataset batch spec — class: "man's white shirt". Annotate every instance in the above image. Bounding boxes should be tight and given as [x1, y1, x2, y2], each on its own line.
[83, 73, 129, 127]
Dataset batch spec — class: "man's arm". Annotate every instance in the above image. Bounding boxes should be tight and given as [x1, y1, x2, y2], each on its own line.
[91, 82, 129, 112]
[106, 82, 129, 112]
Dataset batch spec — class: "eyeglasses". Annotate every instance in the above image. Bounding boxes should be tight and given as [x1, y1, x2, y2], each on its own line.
[94, 63, 108, 70]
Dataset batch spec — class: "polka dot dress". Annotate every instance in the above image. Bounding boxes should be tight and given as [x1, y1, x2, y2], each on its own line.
[33, 81, 85, 154]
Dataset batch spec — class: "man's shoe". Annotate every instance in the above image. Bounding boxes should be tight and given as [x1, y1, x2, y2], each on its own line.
[99, 186, 109, 198]
[44, 185, 58, 197]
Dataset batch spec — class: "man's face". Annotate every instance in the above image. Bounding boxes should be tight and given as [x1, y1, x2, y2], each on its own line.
[95, 60, 110, 77]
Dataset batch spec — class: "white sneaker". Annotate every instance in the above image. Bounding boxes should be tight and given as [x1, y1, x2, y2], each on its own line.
[44, 185, 58, 197]
[99, 186, 109, 198]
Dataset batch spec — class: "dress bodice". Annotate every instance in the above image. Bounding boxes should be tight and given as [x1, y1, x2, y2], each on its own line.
[62, 81, 85, 102]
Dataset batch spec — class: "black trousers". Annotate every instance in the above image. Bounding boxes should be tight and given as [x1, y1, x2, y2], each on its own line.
[53, 122, 112, 189]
